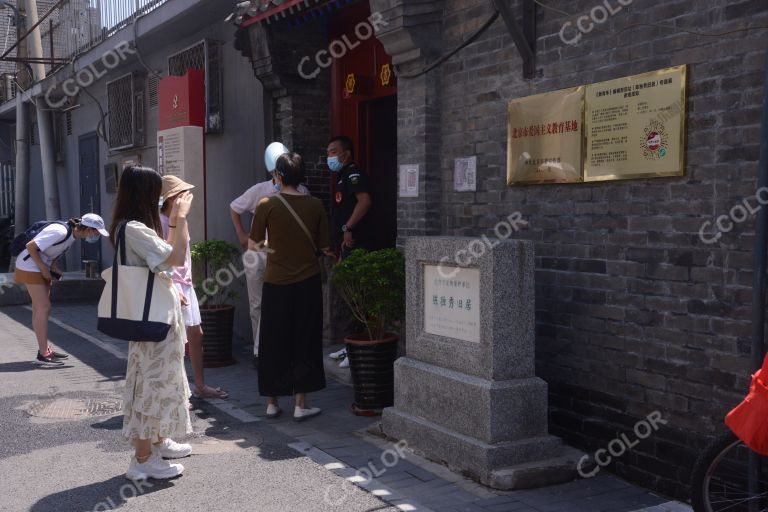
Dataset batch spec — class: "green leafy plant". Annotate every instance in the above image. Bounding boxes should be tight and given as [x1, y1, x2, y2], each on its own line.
[330, 248, 405, 341]
[190, 239, 241, 308]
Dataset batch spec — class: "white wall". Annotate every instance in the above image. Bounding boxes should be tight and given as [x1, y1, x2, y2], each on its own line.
[22, 19, 265, 341]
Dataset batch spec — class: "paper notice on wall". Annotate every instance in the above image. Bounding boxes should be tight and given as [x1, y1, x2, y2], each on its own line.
[454, 156, 476, 192]
[399, 164, 419, 197]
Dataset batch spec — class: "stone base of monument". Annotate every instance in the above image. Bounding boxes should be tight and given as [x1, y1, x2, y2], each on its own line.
[381, 357, 581, 490]
[383, 237, 586, 490]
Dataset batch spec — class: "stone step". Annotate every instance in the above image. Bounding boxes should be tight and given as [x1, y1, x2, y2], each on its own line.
[0, 272, 105, 306]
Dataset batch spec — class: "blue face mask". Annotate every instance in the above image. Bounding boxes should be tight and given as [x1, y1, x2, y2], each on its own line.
[85, 234, 100, 244]
[327, 156, 344, 172]
[273, 182, 281, 192]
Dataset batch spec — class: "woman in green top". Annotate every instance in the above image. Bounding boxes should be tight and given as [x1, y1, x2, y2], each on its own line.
[250, 152, 333, 421]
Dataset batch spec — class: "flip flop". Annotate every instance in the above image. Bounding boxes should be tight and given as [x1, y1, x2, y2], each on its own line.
[192, 386, 229, 399]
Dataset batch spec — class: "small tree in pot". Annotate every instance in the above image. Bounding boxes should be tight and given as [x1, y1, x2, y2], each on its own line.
[331, 248, 405, 414]
[191, 239, 240, 368]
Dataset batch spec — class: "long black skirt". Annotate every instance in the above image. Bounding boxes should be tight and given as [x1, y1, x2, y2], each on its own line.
[258, 274, 326, 396]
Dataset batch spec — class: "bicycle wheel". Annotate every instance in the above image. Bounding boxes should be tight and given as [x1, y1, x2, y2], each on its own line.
[691, 430, 768, 511]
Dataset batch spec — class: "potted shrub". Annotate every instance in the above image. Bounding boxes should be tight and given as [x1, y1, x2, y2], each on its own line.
[191, 239, 240, 368]
[330, 248, 405, 415]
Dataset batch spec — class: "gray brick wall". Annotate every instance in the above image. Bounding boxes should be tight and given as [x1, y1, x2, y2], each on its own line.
[427, 0, 768, 499]
[246, 19, 332, 210]
[241, 0, 768, 499]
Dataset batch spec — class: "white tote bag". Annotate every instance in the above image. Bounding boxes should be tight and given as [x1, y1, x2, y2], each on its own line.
[97, 221, 176, 342]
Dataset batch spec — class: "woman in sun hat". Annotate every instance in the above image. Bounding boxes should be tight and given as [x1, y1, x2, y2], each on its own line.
[14, 213, 109, 366]
[160, 175, 228, 400]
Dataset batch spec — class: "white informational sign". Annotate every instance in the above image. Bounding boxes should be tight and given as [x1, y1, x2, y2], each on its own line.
[454, 156, 477, 192]
[399, 164, 419, 197]
[423, 265, 480, 343]
[157, 126, 205, 243]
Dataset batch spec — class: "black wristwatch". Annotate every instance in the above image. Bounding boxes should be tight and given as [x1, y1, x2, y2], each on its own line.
[342, 224, 353, 233]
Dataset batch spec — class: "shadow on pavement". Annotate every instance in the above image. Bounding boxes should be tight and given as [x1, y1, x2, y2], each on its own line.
[30, 474, 177, 512]
[91, 416, 123, 430]
[0, 305, 126, 381]
[0, 361, 75, 372]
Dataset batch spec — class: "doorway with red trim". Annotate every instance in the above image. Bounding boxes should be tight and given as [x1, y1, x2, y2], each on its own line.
[329, 1, 397, 250]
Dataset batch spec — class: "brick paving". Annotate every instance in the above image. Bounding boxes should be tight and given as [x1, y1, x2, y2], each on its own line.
[16, 303, 692, 512]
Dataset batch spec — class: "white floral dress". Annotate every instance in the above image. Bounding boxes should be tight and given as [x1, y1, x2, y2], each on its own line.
[120, 221, 192, 443]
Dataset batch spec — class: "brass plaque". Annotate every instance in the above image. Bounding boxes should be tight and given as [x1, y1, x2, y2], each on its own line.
[507, 86, 584, 185]
[583, 65, 687, 181]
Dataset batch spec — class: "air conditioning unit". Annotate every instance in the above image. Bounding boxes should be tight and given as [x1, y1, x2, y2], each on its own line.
[106, 71, 146, 150]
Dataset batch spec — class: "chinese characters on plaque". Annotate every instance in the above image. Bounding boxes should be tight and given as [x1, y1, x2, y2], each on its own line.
[507, 86, 584, 185]
[584, 66, 686, 181]
[423, 265, 480, 343]
[506, 65, 687, 185]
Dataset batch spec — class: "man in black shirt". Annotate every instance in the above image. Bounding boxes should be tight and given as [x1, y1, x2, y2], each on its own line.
[327, 136, 373, 259]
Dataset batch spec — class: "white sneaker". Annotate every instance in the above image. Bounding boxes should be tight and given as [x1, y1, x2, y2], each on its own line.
[339, 356, 350, 369]
[126, 453, 184, 480]
[153, 438, 192, 459]
[266, 404, 282, 419]
[329, 347, 347, 360]
[294, 406, 322, 422]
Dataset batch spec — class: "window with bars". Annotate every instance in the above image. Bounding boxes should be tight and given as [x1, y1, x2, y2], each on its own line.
[107, 72, 145, 150]
[168, 39, 223, 133]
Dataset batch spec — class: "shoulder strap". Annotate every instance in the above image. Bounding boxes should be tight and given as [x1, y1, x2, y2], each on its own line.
[274, 194, 319, 255]
[109, 221, 128, 319]
[51, 221, 73, 247]
[22, 221, 73, 261]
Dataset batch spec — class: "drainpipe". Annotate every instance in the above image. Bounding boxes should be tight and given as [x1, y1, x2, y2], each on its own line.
[12, 3, 28, 238]
[25, 0, 60, 221]
[748, 47, 768, 508]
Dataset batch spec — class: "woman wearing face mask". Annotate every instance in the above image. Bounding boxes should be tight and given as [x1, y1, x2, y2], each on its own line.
[14, 214, 109, 366]
[159, 175, 228, 400]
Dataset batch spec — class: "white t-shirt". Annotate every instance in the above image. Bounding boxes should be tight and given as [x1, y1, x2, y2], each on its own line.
[16, 223, 76, 272]
[230, 180, 309, 215]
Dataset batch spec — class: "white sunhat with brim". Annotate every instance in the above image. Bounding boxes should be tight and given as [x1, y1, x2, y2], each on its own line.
[80, 213, 110, 237]
[264, 141, 290, 173]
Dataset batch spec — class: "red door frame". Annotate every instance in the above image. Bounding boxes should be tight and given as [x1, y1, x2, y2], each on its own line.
[329, 1, 396, 176]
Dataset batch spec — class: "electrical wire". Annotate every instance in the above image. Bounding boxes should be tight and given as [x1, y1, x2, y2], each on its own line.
[62, 9, 163, 145]
[132, 11, 161, 79]
[398, 0, 768, 80]
[613, 22, 768, 38]
[534, 0, 768, 38]
[70, 51, 109, 144]
[532, 0, 568, 16]
[395, 10, 500, 79]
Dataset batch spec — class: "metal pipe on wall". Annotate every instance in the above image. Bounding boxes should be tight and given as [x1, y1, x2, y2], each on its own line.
[12, 2, 29, 240]
[25, 0, 60, 221]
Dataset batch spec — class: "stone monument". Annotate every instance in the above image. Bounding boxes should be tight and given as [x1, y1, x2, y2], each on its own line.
[381, 237, 580, 489]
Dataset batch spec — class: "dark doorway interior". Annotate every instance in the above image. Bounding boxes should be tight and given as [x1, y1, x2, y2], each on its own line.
[360, 95, 397, 250]
[78, 133, 100, 267]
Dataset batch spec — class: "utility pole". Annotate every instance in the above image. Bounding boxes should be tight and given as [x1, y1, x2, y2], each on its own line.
[12, 1, 28, 238]
[25, 0, 60, 221]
